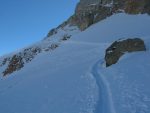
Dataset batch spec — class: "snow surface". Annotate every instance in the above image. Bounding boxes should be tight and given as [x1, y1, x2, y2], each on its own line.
[0, 13, 150, 113]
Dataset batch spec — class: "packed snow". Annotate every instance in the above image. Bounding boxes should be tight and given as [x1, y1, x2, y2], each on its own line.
[0, 13, 150, 113]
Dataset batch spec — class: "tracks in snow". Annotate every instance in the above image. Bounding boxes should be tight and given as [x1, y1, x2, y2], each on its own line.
[91, 60, 116, 113]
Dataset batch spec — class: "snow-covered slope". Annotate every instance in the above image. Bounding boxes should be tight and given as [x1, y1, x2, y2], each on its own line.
[0, 25, 80, 76]
[0, 13, 150, 113]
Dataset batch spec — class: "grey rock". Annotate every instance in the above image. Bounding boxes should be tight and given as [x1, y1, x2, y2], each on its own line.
[105, 38, 146, 67]
[46, 0, 150, 34]
[47, 28, 57, 37]
[3, 54, 24, 76]
[71, 0, 113, 30]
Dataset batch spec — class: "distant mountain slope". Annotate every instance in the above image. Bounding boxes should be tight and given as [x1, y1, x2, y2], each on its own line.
[0, 25, 80, 76]
[0, 0, 150, 113]
[0, 13, 150, 113]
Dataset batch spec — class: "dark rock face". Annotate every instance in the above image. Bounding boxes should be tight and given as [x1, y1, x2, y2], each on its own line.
[67, 0, 150, 31]
[2, 47, 41, 76]
[61, 34, 71, 41]
[70, 0, 113, 30]
[0, 43, 60, 76]
[125, 0, 146, 14]
[105, 38, 146, 67]
[46, 0, 150, 33]
[47, 28, 57, 37]
[46, 0, 114, 32]
[70, 4, 112, 30]
[144, 0, 150, 14]
[3, 55, 24, 76]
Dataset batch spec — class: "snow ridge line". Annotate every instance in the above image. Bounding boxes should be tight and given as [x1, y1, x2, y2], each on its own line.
[91, 60, 116, 113]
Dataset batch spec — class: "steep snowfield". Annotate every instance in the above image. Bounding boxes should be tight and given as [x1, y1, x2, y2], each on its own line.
[0, 25, 80, 76]
[0, 13, 150, 113]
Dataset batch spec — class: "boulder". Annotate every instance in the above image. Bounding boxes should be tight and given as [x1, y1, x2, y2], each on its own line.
[105, 38, 146, 67]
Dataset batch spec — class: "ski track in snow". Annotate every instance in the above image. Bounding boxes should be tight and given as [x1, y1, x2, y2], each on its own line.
[91, 60, 116, 113]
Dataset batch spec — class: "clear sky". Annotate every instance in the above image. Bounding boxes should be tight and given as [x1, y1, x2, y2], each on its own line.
[0, 0, 79, 56]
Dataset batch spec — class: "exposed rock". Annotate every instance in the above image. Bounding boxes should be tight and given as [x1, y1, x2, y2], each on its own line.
[143, 0, 150, 14]
[47, 21, 68, 37]
[125, 0, 146, 14]
[75, 0, 102, 14]
[23, 47, 41, 63]
[47, 28, 57, 37]
[114, 0, 150, 14]
[46, 0, 150, 33]
[1, 44, 59, 76]
[2, 47, 40, 76]
[44, 43, 59, 51]
[105, 38, 146, 67]
[61, 34, 71, 41]
[70, 0, 113, 30]
[46, 0, 114, 32]
[3, 54, 24, 76]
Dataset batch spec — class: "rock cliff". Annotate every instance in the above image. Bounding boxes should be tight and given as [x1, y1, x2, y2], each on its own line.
[48, 0, 150, 31]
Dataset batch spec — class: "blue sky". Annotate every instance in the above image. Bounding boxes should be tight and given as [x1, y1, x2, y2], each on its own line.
[0, 0, 79, 56]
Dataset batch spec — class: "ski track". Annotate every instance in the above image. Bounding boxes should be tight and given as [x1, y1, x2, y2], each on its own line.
[91, 60, 116, 113]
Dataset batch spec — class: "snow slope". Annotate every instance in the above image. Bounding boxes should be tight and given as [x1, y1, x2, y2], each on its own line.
[0, 13, 150, 113]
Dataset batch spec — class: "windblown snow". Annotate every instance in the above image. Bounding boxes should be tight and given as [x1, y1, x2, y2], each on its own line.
[0, 13, 150, 113]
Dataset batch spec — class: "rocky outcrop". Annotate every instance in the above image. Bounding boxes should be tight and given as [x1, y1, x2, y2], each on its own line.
[3, 55, 24, 76]
[46, 0, 113, 33]
[61, 34, 71, 41]
[124, 0, 150, 14]
[1, 43, 59, 76]
[69, 5, 112, 30]
[47, 28, 57, 37]
[2, 47, 41, 76]
[144, 0, 150, 14]
[47, 0, 150, 32]
[105, 38, 146, 67]
[68, 0, 113, 30]
[72, 0, 150, 30]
